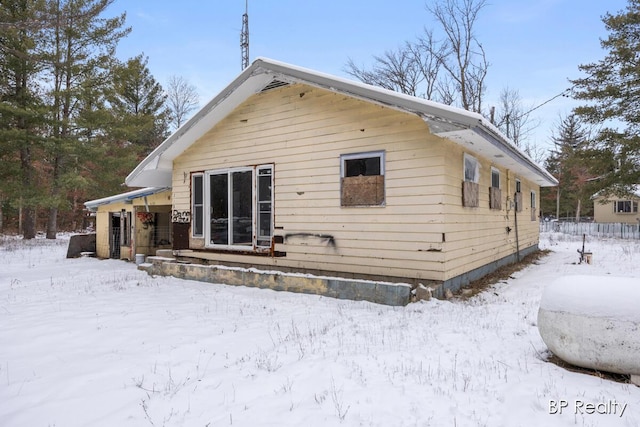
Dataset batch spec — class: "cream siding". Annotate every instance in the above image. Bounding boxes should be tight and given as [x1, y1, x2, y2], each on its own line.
[593, 196, 640, 224]
[172, 83, 541, 284]
[93, 190, 171, 260]
[441, 144, 540, 281]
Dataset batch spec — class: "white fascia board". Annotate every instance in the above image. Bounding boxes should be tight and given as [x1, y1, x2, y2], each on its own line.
[84, 187, 170, 211]
[125, 68, 273, 187]
[125, 57, 557, 189]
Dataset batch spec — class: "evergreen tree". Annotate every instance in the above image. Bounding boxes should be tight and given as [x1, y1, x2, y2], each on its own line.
[109, 54, 168, 157]
[39, 0, 129, 238]
[0, 0, 48, 238]
[542, 114, 615, 220]
[571, 0, 640, 195]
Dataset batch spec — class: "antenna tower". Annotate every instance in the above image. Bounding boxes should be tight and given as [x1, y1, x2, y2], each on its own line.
[241, 0, 249, 69]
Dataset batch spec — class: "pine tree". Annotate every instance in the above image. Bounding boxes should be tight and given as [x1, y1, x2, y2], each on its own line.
[542, 114, 615, 220]
[0, 0, 49, 238]
[40, 0, 130, 238]
[108, 54, 168, 157]
[571, 0, 640, 194]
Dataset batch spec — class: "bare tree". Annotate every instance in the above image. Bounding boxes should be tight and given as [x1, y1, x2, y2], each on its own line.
[166, 75, 199, 130]
[425, 0, 488, 112]
[494, 87, 539, 147]
[345, 0, 488, 113]
[346, 47, 423, 96]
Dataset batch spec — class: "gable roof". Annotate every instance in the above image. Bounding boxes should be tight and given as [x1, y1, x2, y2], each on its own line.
[125, 57, 558, 188]
[591, 185, 640, 200]
[84, 187, 170, 212]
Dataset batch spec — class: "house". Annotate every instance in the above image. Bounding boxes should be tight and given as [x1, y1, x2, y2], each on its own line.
[84, 187, 172, 260]
[592, 186, 640, 224]
[124, 58, 557, 298]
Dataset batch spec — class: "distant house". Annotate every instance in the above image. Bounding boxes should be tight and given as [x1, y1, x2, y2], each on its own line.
[124, 58, 557, 297]
[84, 187, 172, 260]
[592, 186, 640, 224]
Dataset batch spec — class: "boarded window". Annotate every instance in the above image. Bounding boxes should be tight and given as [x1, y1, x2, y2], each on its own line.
[462, 181, 479, 207]
[341, 151, 385, 207]
[342, 175, 385, 206]
[462, 154, 480, 207]
[489, 187, 502, 210]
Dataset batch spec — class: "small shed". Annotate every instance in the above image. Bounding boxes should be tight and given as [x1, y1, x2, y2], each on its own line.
[592, 186, 640, 224]
[84, 187, 172, 260]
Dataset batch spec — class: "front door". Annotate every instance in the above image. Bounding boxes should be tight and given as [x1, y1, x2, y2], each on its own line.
[109, 213, 121, 259]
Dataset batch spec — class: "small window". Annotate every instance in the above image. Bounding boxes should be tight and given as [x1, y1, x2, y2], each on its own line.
[489, 168, 501, 210]
[341, 151, 385, 207]
[462, 154, 480, 207]
[192, 174, 204, 237]
[531, 191, 537, 221]
[464, 154, 480, 183]
[614, 200, 638, 213]
[491, 168, 500, 188]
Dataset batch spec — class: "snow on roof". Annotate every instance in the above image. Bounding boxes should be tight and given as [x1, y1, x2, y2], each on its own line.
[591, 184, 640, 200]
[125, 57, 558, 188]
[84, 187, 170, 212]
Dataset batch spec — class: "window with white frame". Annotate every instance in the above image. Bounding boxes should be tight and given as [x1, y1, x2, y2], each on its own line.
[614, 200, 638, 213]
[192, 174, 204, 237]
[340, 151, 385, 206]
[464, 154, 480, 183]
[489, 167, 501, 210]
[191, 165, 273, 250]
[530, 190, 537, 221]
[462, 154, 480, 207]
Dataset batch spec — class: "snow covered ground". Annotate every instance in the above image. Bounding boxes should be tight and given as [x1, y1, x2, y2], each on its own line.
[0, 232, 638, 427]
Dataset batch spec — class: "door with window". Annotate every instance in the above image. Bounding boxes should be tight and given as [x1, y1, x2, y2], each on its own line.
[200, 165, 273, 250]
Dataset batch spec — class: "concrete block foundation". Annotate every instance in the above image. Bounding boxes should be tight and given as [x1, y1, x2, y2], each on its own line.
[140, 256, 412, 306]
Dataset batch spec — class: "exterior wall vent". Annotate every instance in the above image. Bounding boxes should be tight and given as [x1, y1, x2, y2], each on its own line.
[261, 79, 289, 92]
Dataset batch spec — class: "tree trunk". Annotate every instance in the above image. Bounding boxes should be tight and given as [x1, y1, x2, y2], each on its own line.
[20, 148, 36, 239]
[46, 207, 58, 239]
[575, 199, 581, 222]
[22, 206, 36, 239]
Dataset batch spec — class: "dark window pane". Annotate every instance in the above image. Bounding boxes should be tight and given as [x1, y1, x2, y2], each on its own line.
[345, 157, 380, 177]
[258, 172, 271, 202]
[194, 175, 203, 204]
[193, 206, 203, 236]
[232, 171, 252, 245]
[210, 174, 228, 245]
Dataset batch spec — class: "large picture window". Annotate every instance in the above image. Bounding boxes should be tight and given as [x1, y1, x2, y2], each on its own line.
[191, 165, 273, 250]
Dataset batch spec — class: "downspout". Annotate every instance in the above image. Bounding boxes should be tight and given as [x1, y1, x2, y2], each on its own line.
[514, 191, 520, 262]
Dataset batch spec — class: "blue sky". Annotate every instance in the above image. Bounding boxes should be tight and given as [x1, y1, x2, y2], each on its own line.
[109, 0, 629, 153]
